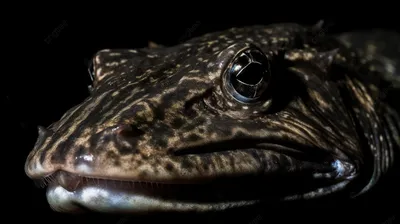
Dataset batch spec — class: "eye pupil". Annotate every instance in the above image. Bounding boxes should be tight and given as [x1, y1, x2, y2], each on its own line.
[237, 52, 251, 64]
[236, 63, 265, 85]
[232, 63, 266, 98]
[225, 47, 270, 103]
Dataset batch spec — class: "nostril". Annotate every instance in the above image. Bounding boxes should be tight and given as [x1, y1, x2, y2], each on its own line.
[114, 124, 145, 138]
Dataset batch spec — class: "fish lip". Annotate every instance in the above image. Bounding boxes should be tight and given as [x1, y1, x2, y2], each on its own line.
[44, 169, 266, 213]
[41, 148, 338, 214]
[33, 140, 356, 213]
[45, 182, 260, 214]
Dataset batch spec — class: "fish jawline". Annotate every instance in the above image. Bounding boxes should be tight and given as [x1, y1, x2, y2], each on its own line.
[46, 183, 259, 213]
[42, 154, 355, 214]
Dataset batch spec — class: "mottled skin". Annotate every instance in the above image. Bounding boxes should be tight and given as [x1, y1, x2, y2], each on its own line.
[25, 22, 400, 213]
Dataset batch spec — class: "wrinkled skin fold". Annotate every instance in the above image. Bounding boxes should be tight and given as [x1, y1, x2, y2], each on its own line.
[25, 22, 400, 213]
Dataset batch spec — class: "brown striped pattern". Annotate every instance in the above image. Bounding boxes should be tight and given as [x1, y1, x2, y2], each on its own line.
[25, 22, 399, 204]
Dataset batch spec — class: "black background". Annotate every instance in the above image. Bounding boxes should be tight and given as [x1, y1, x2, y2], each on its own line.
[5, 15, 399, 224]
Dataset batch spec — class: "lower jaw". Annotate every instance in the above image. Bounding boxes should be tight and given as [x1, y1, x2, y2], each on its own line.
[46, 184, 260, 214]
[45, 176, 348, 214]
[43, 152, 349, 213]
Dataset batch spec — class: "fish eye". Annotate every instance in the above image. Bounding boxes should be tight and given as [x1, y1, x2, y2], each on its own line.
[223, 47, 271, 104]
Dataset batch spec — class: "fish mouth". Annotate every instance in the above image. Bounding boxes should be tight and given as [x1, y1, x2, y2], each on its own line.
[44, 170, 262, 213]
[39, 141, 355, 214]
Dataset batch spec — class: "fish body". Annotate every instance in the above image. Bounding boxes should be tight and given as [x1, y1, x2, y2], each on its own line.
[25, 21, 400, 214]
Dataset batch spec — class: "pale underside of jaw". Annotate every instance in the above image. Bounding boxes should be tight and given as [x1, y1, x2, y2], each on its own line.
[46, 184, 259, 213]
